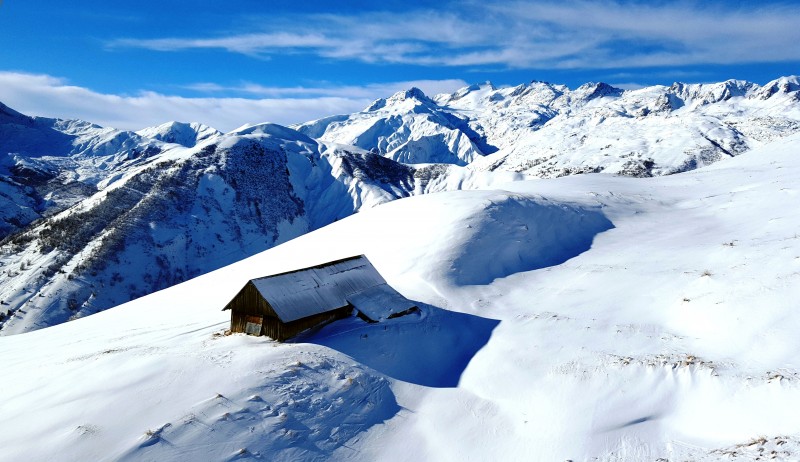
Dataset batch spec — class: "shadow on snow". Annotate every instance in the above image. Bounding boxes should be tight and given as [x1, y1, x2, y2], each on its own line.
[304, 302, 500, 388]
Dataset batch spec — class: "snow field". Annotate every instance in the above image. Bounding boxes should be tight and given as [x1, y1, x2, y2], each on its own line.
[1, 134, 800, 460]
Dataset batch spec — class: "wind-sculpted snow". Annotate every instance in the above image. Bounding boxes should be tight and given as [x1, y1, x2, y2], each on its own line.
[115, 354, 399, 462]
[0, 307, 403, 462]
[312, 303, 499, 387]
[448, 194, 613, 285]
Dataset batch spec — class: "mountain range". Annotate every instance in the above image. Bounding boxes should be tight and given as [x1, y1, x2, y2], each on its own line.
[0, 76, 798, 334]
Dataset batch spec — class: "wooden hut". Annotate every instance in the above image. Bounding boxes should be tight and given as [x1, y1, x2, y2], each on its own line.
[223, 255, 416, 341]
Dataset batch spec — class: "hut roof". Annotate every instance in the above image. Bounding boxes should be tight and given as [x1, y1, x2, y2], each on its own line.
[226, 255, 414, 323]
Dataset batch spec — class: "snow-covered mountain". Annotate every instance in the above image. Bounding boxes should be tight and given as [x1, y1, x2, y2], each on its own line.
[0, 102, 167, 236]
[136, 121, 222, 148]
[466, 77, 800, 177]
[298, 76, 800, 178]
[295, 87, 492, 166]
[1, 132, 799, 461]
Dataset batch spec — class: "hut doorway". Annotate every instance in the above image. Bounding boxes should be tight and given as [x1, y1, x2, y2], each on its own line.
[244, 315, 263, 336]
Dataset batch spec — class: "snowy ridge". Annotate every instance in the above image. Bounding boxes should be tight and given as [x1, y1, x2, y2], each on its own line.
[0, 103, 170, 236]
[458, 76, 800, 177]
[1, 133, 799, 460]
[298, 76, 800, 178]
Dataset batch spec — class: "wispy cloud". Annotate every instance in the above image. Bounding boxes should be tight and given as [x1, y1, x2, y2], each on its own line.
[184, 79, 469, 99]
[113, 33, 333, 56]
[108, 1, 800, 69]
[0, 72, 466, 131]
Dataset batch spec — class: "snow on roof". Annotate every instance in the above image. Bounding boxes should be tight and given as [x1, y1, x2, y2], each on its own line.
[248, 255, 409, 323]
[345, 283, 417, 322]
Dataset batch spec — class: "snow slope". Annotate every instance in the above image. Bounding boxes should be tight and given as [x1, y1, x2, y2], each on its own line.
[1, 134, 800, 461]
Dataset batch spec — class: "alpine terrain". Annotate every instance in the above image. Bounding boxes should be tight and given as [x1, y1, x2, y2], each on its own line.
[1, 76, 798, 335]
[0, 79, 799, 462]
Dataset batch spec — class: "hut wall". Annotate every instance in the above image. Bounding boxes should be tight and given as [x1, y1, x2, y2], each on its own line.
[275, 306, 352, 341]
[227, 282, 278, 334]
[262, 315, 282, 340]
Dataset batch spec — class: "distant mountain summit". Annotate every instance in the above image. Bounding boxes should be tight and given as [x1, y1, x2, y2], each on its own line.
[136, 121, 222, 148]
[296, 76, 800, 178]
[294, 86, 490, 165]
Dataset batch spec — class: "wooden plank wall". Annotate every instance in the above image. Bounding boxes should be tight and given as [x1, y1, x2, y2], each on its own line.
[256, 306, 351, 341]
[229, 282, 278, 335]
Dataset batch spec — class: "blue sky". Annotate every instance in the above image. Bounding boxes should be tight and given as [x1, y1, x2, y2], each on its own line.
[1, 0, 798, 131]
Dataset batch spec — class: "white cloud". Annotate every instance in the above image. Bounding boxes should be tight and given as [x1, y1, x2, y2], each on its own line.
[112, 33, 334, 55]
[184, 79, 469, 99]
[0, 72, 467, 132]
[108, 1, 800, 69]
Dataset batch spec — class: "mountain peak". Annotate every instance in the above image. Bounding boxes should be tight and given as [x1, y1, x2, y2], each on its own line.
[576, 82, 624, 100]
[387, 87, 432, 104]
[365, 87, 435, 112]
[755, 75, 800, 100]
[441, 81, 497, 104]
[228, 122, 316, 145]
[137, 121, 221, 148]
[669, 79, 757, 104]
[718, 79, 757, 96]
